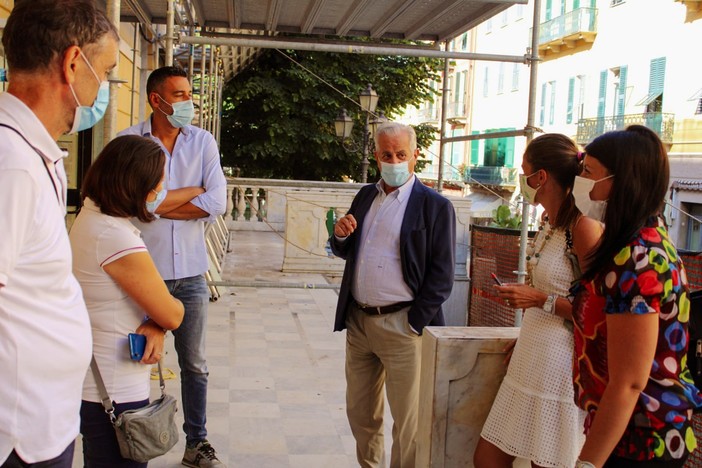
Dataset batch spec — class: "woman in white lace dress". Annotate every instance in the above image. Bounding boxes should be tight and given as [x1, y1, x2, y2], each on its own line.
[474, 134, 602, 468]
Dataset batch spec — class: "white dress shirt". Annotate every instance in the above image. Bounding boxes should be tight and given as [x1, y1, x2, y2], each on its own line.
[351, 175, 416, 306]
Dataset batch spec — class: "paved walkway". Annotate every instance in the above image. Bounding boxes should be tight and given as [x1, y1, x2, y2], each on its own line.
[73, 230, 391, 467]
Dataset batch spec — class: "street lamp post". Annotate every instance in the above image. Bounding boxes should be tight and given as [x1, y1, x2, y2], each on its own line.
[334, 84, 384, 183]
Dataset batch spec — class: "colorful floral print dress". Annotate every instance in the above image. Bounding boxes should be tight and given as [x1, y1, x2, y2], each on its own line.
[572, 216, 702, 462]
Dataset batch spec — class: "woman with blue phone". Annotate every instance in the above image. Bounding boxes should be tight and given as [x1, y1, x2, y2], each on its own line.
[70, 135, 186, 467]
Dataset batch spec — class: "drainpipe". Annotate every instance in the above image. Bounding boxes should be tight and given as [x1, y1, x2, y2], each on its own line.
[437, 41, 451, 193]
[130, 23, 138, 126]
[200, 43, 208, 129]
[102, 0, 120, 149]
[165, 0, 174, 66]
[208, 45, 215, 133]
[216, 73, 223, 145]
[188, 27, 195, 84]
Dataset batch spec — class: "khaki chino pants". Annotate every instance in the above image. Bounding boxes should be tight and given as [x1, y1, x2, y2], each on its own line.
[345, 303, 422, 468]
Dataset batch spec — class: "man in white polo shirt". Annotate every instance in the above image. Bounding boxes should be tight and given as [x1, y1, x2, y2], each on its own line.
[0, 1, 118, 466]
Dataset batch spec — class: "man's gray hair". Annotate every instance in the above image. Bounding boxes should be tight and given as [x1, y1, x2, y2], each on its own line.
[374, 122, 417, 154]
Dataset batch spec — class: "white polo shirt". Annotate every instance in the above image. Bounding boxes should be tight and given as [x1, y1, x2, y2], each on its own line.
[70, 198, 151, 404]
[0, 92, 91, 464]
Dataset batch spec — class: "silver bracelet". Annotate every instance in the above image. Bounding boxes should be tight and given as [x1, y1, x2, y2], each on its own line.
[575, 459, 596, 468]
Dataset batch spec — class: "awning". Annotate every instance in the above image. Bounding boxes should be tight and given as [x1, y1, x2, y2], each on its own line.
[466, 192, 504, 219]
[116, 0, 526, 81]
[636, 90, 663, 107]
[672, 179, 702, 192]
[688, 88, 702, 101]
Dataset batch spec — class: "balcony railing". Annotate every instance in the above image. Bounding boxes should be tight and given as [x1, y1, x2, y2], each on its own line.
[418, 106, 439, 122]
[575, 112, 675, 145]
[447, 101, 466, 119]
[464, 166, 517, 186]
[531, 7, 598, 57]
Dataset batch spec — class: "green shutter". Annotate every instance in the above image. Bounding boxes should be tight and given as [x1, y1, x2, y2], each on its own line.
[505, 128, 515, 167]
[545, 0, 552, 20]
[470, 130, 479, 165]
[549, 81, 556, 125]
[540, 83, 547, 126]
[498, 63, 505, 94]
[567, 77, 575, 124]
[649, 57, 666, 94]
[574, 0, 580, 9]
[597, 70, 607, 119]
[616, 66, 627, 116]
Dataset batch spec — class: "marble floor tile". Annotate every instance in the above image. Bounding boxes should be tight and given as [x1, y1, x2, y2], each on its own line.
[72, 231, 394, 468]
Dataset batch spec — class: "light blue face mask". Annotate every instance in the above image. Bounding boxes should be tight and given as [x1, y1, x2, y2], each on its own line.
[68, 50, 110, 134]
[145, 187, 167, 216]
[157, 95, 195, 128]
[380, 160, 412, 187]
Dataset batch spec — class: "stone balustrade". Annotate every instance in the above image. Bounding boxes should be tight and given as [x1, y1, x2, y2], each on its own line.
[226, 177, 472, 325]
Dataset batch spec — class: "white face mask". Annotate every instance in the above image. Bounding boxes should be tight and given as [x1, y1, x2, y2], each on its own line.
[519, 170, 540, 205]
[572, 175, 614, 222]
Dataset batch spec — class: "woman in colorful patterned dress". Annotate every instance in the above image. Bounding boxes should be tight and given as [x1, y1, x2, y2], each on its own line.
[571, 125, 702, 467]
[475, 134, 602, 468]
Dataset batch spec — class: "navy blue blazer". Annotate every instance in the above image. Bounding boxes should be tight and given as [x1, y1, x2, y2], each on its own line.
[330, 178, 456, 334]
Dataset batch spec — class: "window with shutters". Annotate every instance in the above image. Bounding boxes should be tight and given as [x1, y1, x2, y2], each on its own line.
[512, 64, 520, 92]
[567, 77, 575, 124]
[540, 83, 547, 126]
[483, 66, 489, 97]
[549, 81, 557, 125]
[498, 63, 505, 95]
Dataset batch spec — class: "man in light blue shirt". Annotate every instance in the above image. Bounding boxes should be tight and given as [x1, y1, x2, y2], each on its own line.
[119, 66, 227, 468]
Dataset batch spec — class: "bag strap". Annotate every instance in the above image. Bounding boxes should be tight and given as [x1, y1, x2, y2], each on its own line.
[0, 123, 61, 205]
[90, 355, 167, 422]
[90, 356, 116, 422]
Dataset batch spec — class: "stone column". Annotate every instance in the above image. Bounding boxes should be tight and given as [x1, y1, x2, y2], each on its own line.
[417, 326, 520, 467]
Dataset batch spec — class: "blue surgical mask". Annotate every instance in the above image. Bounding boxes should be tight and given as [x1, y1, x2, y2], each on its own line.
[145, 187, 167, 216]
[68, 50, 110, 134]
[380, 160, 412, 187]
[157, 95, 195, 128]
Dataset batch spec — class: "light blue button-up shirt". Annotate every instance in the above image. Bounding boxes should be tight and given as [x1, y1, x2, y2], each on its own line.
[118, 118, 227, 280]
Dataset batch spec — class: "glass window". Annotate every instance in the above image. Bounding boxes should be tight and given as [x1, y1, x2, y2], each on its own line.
[685, 204, 702, 251]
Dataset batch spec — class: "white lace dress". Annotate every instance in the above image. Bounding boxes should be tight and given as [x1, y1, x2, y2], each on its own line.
[480, 224, 586, 468]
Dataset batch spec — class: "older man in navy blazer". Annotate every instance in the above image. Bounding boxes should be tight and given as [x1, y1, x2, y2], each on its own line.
[331, 121, 456, 468]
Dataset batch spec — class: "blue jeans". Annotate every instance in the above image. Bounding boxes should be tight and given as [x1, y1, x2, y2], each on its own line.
[166, 274, 210, 446]
[80, 399, 149, 467]
[1, 444, 74, 468]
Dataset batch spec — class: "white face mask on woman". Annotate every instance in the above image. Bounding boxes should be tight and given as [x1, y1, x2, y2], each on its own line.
[519, 171, 540, 205]
[572, 175, 614, 222]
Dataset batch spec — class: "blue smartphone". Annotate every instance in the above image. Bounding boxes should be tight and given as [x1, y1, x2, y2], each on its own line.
[128, 333, 146, 361]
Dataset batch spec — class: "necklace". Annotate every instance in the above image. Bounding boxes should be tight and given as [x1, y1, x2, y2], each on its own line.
[526, 217, 555, 286]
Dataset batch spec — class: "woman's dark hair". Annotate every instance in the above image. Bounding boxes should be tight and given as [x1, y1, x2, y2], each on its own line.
[523, 133, 581, 230]
[582, 125, 669, 279]
[81, 135, 165, 223]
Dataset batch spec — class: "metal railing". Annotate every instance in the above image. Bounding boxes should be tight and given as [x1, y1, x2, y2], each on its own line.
[464, 166, 518, 186]
[531, 7, 598, 45]
[575, 112, 675, 145]
[447, 101, 466, 119]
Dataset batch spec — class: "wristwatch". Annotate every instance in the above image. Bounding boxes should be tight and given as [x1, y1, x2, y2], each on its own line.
[543, 294, 557, 314]
[575, 459, 596, 468]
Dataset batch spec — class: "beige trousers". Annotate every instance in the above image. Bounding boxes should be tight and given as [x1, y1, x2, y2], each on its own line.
[345, 303, 422, 468]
